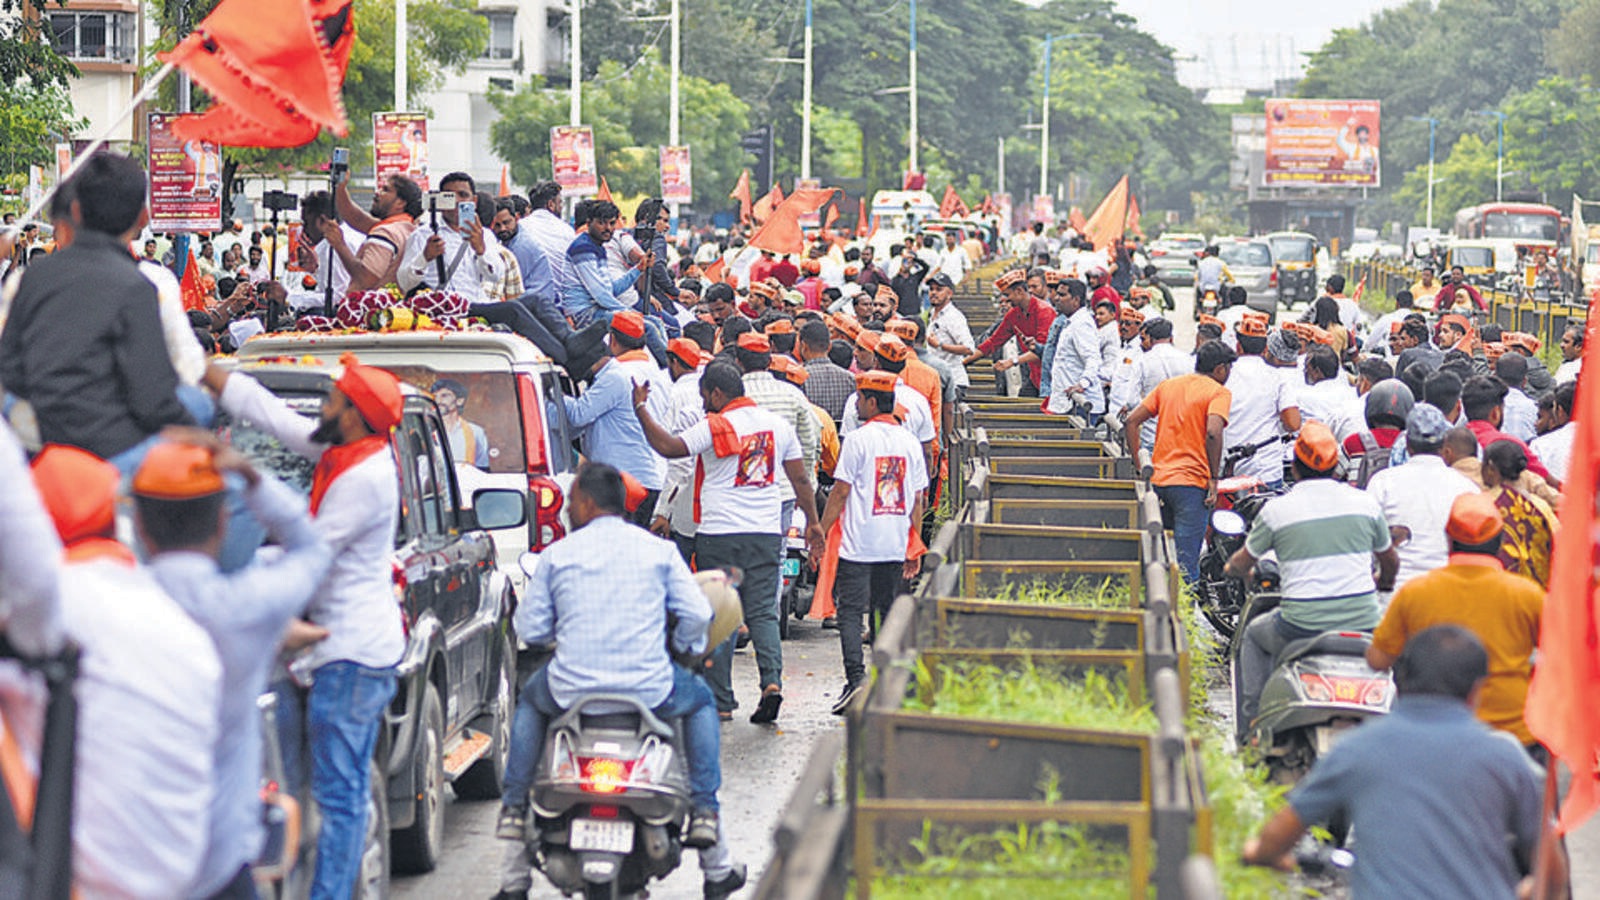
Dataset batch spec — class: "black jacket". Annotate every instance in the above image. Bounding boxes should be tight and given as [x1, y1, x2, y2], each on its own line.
[892, 256, 930, 318]
[0, 229, 191, 459]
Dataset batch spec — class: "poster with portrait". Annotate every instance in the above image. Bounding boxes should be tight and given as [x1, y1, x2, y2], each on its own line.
[373, 112, 431, 191]
[1264, 99, 1381, 187]
[660, 145, 692, 204]
[147, 112, 223, 232]
[551, 126, 598, 196]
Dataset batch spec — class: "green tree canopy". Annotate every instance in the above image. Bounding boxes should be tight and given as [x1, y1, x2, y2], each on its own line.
[1393, 133, 1497, 224]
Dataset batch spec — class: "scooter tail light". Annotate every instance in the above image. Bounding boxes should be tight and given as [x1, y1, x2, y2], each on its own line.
[1298, 673, 1333, 702]
[578, 757, 634, 794]
[1361, 679, 1391, 707]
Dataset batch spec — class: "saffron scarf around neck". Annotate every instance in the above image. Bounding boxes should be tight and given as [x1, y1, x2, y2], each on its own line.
[693, 396, 761, 522]
[310, 433, 391, 514]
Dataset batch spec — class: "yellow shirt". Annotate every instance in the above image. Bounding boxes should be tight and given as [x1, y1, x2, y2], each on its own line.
[1371, 555, 1543, 743]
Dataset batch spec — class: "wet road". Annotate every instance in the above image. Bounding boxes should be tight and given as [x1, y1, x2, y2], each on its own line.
[394, 619, 845, 899]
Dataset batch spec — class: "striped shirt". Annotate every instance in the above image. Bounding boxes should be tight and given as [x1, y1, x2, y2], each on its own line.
[1244, 478, 1391, 631]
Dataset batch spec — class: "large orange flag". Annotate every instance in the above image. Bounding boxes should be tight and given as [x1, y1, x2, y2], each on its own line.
[939, 185, 969, 218]
[1068, 206, 1087, 232]
[1526, 294, 1600, 833]
[1083, 176, 1129, 250]
[1124, 191, 1144, 238]
[162, 0, 354, 147]
[856, 198, 870, 238]
[729, 169, 753, 225]
[596, 176, 613, 203]
[179, 249, 209, 312]
[747, 189, 839, 256]
[752, 183, 784, 225]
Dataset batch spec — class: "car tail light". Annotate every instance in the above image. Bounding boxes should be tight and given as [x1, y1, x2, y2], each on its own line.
[579, 757, 635, 794]
[1269, 268, 1278, 287]
[516, 374, 549, 475]
[529, 474, 565, 550]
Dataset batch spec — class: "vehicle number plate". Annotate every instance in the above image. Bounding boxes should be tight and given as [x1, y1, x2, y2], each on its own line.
[570, 818, 634, 853]
[782, 558, 801, 578]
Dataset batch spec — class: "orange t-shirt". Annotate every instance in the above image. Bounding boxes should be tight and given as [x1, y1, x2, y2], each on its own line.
[1143, 373, 1231, 488]
[901, 358, 943, 450]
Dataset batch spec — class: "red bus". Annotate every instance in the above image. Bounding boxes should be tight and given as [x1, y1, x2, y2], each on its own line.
[1452, 202, 1561, 248]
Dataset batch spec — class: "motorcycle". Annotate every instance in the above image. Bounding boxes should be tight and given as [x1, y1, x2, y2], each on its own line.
[1195, 286, 1222, 319]
[1194, 434, 1290, 638]
[779, 504, 812, 639]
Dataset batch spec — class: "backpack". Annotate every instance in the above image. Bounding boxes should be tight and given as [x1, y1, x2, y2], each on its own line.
[1351, 431, 1393, 489]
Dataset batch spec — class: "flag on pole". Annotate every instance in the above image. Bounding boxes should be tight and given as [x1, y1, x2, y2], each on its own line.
[1525, 293, 1600, 834]
[856, 197, 870, 238]
[161, 0, 355, 147]
[1083, 175, 1130, 250]
[1068, 206, 1087, 232]
[747, 189, 840, 256]
[1351, 273, 1368, 305]
[498, 165, 511, 198]
[752, 183, 784, 225]
[1124, 191, 1144, 238]
[596, 176, 613, 203]
[823, 201, 839, 234]
[179, 249, 210, 312]
[939, 185, 969, 219]
[729, 169, 753, 226]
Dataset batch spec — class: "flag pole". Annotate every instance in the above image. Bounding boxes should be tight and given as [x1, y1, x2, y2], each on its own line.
[20, 62, 178, 224]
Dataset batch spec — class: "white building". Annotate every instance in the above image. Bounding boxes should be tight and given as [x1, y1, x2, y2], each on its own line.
[44, 0, 143, 143]
[418, 0, 568, 191]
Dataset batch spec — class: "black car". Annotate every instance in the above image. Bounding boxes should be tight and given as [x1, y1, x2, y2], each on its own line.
[220, 361, 528, 891]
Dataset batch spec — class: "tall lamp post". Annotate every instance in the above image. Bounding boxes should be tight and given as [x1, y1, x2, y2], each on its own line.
[1037, 33, 1092, 203]
[908, 0, 918, 174]
[1407, 115, 1439, 228]
[1476, 109, 1507, 202]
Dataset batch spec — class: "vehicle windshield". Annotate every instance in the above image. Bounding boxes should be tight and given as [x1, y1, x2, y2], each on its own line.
[1269, 237, 1315, 263]
[1587, 244, 1599, 264]
[1220, 243, 1272, 267]
[1452, 247, 1494, 268]
[216, 394, 322, 495]
[1482, 213, 1559, 242]
[1166, 238, 1204, 252]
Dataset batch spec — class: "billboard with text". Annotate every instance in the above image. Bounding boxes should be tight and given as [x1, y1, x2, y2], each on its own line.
[1264, 99, 1381, 187]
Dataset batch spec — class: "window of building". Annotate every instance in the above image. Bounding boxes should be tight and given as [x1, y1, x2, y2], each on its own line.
[48, 11, 136, 63]
[482, 11, 515, 61]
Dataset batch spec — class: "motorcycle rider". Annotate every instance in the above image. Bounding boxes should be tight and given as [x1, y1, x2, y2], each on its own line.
[1225, 422, 1400, 735]
[1194, 244, 1229, 299]
[494, 463, 745, 900]
[1221, 314, 1301, 490]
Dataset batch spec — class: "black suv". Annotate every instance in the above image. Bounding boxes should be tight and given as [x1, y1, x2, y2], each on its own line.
[219, 362, 528, 892]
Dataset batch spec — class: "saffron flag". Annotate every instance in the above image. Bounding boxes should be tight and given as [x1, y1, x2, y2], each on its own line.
[703, 257, 726, 286]
[161, 0, 354, 147]
[1351, 273, 1367, 305]
[1068, 206, 1087, 232]
[596, 176, 613, 203]
[729, 169, 753, 225]
[498, 165, 511, 198]
[856, 197, 870, 238]
[1083, 176, 1129, 251]
[747, 189, 840, 257]
[902, 172, 926, 191]
[179, 249, 209, 313]
[939, 185, 969, 219]
[752, 183, 784, 225]
[1125, 192, 1144, 238]
[1525, 292, 1600, 833]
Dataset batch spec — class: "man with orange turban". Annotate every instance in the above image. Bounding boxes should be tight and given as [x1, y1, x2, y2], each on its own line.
[203, 353, 405, 898]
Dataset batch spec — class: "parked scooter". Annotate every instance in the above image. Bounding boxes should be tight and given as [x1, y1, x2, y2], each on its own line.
[1194, 434, 1290, 637]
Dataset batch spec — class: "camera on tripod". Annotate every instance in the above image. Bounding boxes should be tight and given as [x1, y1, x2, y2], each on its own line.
[261, 190, 299, 213]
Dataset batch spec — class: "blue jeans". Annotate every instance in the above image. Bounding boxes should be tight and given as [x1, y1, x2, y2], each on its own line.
[306, 662, 396, 900]
[501, 665, 721, 812]
[575, 306, 669, 365]
[1154, 483, 1208, 584]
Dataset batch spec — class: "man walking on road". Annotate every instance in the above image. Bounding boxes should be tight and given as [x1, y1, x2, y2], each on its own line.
[1123, 340, 1236, 584]
[634, 362, 824, 724]
[924, 273, 975, 403]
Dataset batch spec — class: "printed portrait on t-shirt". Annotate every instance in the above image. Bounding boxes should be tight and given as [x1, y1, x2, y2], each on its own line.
[873, 456, 907, 515]
[736, 431, 776, 487]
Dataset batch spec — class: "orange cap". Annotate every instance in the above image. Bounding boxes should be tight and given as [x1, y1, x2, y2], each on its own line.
[994, 270, 1024, 290]
[1198, 314, 1225, 329]
[611, 310, 646, 339]
[1446, 492, 1504, 545]
[1439, 313, 1471, 332]
[132, 441, 227, 500]
[770, 355, 809, 385]
[885, 318, 918, 341]
[764, 318, 796, 336]
[736, 332, 771, 353]
[1119, 305, 1147, 324]
[1505, 332, 1542, 354]
[832, 313, 862, 340]
[336, 353, 404, 433]
[667, 337, 707, 368]
[1237, 312, 1269, 338]
[856, 370, 899, 392]
[1305, 325, 1334, 346]
[1042, 269, 1063, 285]
[855, 330, 882, 354]
[749, 281, 780, 302]
[1293, 421, 1340, 471]
[875, 334, 911, 363]
[801, 258, 822, 275]
[843, 263, 861, 277]
[874, 284, 896, 304]
[1483, 341, 1507, 363]
[31, 444, 120, 544]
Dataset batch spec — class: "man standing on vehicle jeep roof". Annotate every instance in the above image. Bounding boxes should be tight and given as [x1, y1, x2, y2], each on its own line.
[202, 355, 406, 900]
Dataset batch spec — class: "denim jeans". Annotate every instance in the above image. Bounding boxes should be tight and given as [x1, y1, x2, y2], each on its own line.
[696, 532, 784, 711]
[501, 665, 721, 812]
[774, 498, 796, 617]
[833, 560, 902, 688]
[305, 662, 396, 900]
[470, 301, 567, 364]
[1237, 610, 1320, 734]
[1154, 483, 1208, 584]
[575, 306, 669, 366]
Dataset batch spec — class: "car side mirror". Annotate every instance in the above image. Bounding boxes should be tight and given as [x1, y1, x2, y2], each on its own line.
[471, 488, 528, 531]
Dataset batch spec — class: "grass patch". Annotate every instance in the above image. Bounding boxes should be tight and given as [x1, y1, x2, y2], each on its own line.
[870, 817, 1135, 899]
[984, 575, 1131, 609]
[908, 657, 1156, 733]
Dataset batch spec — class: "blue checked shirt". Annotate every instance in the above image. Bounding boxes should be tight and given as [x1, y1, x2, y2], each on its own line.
[515, 516, 711, 708]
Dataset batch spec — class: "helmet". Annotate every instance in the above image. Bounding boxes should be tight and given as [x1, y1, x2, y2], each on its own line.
[1087, 266, 1108, 283]
[1363, 379, 1415, 430]
[697, 569, 745, 648]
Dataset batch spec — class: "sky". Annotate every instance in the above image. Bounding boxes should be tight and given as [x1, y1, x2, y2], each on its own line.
[1110, 0, 1410, 90]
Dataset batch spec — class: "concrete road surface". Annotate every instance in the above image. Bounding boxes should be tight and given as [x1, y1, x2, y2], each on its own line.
[394, 620, 845, 899]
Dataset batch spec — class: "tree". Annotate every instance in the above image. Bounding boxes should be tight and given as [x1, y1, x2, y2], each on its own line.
[0, 0, 78, 91]
[1503, 77, 1600, 206]
[1393, 134, 1498, 224]
[488, 53, 750, 209]
[0, 83, 83, 177]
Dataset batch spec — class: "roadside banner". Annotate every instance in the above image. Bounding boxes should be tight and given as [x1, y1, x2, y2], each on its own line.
[660, 145, 692, 205]
[1264, 98, 1381, 187]
[551, 126, 599, 197]
[373, 111, 430, 190]
[795, 177, 822, 228]
[147, 112, 223, 233]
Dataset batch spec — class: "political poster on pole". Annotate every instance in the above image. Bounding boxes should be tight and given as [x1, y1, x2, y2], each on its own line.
[660, 145, 692, 205]
[551, 126, 598, 196]
[54, 143, 71, 182]
[1263, 99, 1381, 187]
[795, 177, 823, 228]
[147, 112, 223, 233]
[373, 112, 431, 190]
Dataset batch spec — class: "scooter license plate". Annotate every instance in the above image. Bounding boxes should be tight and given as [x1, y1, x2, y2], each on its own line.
[782, 557, 801, 578]
[570, 818, 635, 853]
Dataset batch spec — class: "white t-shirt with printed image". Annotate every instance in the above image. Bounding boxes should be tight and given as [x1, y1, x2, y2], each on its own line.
[835, 419, 930, 563]
[680, 402, 800, 536]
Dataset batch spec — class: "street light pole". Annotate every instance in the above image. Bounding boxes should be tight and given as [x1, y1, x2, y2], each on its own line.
[570, 0, 582, 126]
[1407, 115, 1438, 228]
[1476, 109, 1506, 202]
[1039, 34, 1053, 201]
[997, 135, 1005, 198]
[668, 0, 680, 147]
[800, 0, 813, 180]
[395, 0, 407, 110]
[907, 0, 918, 174]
